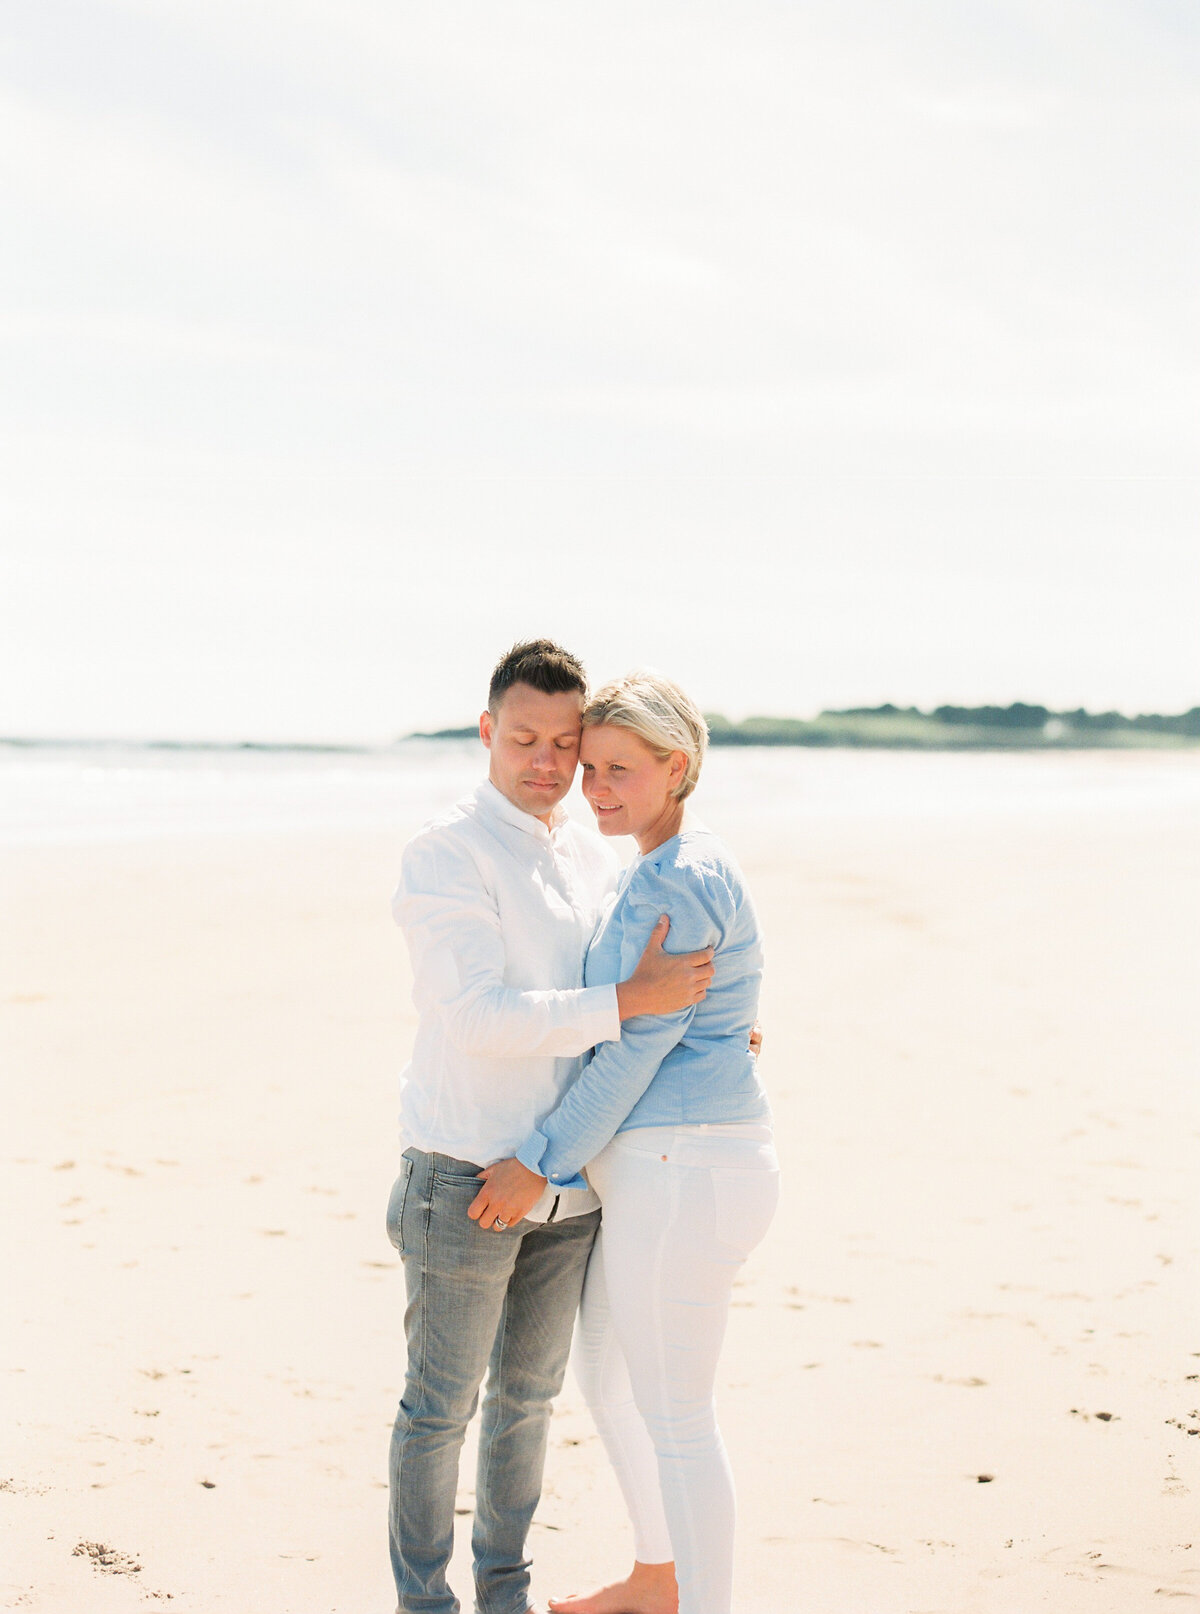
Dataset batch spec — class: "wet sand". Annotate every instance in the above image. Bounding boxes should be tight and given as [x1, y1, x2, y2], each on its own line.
[2, 788, 1198, 1611]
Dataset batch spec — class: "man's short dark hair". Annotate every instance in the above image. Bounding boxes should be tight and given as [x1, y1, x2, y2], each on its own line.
[488, 639, 588, 712]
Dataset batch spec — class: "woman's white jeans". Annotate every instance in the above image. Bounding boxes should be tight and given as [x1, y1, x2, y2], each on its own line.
[575, 1123, 779, 1614]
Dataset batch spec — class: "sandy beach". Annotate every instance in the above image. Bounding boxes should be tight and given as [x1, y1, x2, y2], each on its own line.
[3, 759, 1198, 1612]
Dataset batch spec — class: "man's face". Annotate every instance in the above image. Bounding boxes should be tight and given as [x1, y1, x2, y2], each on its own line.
[480, 683, 584, 823]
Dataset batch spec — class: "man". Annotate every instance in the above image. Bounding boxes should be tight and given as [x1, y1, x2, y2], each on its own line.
[388, 639, 714, 1614]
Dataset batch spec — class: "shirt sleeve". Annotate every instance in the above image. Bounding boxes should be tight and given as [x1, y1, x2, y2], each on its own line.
[514, 859, 734, 1188]
[392, 830, 619, 1060]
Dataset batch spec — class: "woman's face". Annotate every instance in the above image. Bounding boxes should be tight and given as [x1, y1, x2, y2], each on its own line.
[580, 724, 687, 847]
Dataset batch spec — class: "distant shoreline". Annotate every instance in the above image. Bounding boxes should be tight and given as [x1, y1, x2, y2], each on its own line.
[0, 736, 371, 755]
[5, 702, 1200, 755]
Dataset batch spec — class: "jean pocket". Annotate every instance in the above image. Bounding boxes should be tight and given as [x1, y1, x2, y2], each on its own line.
[432, 1169, 487, 1191]
[385, 1156, 414, 1255]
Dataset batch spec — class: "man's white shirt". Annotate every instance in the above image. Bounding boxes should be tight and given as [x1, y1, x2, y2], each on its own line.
[392, 780, 621, 1220]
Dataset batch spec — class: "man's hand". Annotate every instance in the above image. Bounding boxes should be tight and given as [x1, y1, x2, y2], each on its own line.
[468, 1157, 547, 1230]
[616, 915, 714, 1020]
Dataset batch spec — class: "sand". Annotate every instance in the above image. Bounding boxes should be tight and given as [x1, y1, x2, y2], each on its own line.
[2, 783, 1198, 1612]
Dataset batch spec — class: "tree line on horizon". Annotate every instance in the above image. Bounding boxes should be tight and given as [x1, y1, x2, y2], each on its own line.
[410, 701, 1200, 749]
[831, 701, 1200, 734]
[700, 701, 1200, 748]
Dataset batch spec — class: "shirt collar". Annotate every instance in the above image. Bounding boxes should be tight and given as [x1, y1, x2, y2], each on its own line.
[475, 779, 567, 842]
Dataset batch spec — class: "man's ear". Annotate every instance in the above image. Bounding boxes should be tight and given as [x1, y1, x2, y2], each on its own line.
[479, 710, 494, 749]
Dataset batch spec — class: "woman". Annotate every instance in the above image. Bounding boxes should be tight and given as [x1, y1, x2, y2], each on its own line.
[468, 671, 778, 1614]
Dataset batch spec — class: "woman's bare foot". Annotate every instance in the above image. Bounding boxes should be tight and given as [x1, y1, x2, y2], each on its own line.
[547, 1559, 678, 1614]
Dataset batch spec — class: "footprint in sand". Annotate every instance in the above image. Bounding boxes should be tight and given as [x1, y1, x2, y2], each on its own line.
[72, 1541, 172, 1601]
[72, 1542, 141, 1576]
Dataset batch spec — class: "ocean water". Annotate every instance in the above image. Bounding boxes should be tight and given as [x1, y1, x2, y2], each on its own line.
[2, 741, 1198, 848]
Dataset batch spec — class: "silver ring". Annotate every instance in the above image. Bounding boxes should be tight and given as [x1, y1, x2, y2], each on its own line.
[493, 1217, 509, 1229]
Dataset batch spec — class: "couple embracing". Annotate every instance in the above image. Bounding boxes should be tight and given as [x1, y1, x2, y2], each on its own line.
[387, 640, 778, 1614]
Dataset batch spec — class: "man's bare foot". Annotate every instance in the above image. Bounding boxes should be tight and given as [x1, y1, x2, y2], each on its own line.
[547, 1559, 678, 1614]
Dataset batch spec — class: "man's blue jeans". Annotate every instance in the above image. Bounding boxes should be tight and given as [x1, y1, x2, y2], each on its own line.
[386, 1147, 600, 1614]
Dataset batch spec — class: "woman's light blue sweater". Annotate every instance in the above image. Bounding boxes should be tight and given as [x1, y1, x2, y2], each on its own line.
[515, 825, 770, 1190]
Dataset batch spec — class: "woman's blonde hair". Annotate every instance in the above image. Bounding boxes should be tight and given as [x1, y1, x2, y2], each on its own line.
[582, 671, 709, 801]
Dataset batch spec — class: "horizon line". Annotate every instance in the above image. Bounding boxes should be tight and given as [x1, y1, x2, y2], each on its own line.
[4, 697, 1199, 756]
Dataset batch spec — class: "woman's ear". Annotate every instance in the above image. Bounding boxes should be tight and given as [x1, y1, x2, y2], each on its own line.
[668, 749, 688, 790]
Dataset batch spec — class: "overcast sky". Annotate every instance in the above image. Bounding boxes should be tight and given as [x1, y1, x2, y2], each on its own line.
[2, 1, 1197, 741]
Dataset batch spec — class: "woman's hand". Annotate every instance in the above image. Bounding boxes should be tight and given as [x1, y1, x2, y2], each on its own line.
[749, 1020, 763, 1058]
[468, 1157, 547, 1230]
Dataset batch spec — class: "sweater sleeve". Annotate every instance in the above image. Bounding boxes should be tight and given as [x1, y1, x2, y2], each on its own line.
[393, 833, 619, 1060]
[514, 857, 733, 1187]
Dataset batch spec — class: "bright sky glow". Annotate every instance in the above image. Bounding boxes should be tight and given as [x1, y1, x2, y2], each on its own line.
[2, 1, 1197, 741]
